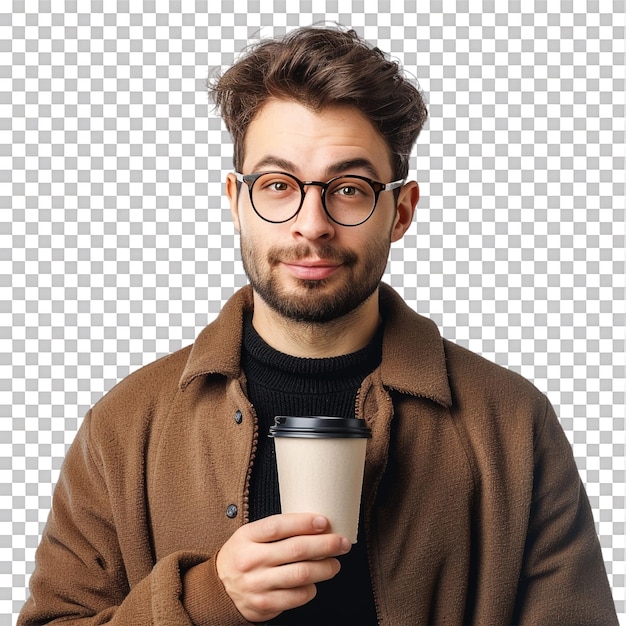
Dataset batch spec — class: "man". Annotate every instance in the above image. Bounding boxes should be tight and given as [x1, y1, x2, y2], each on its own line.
[19, 25, 617, 625]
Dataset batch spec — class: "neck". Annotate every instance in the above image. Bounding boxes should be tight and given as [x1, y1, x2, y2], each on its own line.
[251, 289, 381, 358]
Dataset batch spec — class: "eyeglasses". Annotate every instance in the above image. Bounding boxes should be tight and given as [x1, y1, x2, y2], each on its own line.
[235, 171, 404, 227]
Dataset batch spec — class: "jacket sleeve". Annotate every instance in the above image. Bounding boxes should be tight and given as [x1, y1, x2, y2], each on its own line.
[513, 398, 619, 624]
[17, 411, 251, 626]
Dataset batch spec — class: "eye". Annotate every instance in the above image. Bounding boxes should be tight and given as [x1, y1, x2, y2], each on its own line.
[336, 185, 359, 197]
[257, 174, 298, 194]
[329, 178, 371, 198]
[268, 181, 289, 192]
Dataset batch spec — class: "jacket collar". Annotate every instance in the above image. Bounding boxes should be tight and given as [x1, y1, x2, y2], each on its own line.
[377, 284, 452, 407]
[180, 286, 253, 388]
[179, 283, 452, 408]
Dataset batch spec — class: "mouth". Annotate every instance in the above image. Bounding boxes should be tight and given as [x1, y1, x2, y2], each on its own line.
[268, 244, 356, 282]
[281, 259, 342, 281]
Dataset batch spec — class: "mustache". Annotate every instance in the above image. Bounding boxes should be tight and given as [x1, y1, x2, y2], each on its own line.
[267, 244, 358, 266]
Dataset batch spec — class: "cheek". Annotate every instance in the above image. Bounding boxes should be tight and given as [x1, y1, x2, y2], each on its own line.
[241, 214, 263, 237]
[239, 219, 277, 255]
[233, 201, 257, 234]
[358, 218, 394, 246]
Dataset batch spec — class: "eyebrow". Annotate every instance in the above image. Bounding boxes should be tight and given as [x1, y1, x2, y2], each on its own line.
[249, 155, 384, 181]
[250, 155, 297, 173]
[325, 158, 381, 180]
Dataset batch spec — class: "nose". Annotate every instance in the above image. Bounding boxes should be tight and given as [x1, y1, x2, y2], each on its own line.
[290, 183, 335, 241]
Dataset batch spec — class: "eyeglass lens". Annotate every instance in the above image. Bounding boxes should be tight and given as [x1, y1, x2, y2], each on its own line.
[250, 172, 377, 225]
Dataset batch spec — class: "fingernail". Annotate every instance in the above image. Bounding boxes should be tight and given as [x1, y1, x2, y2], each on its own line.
[341, 537, 351, 552]
[312, 515, 327, 530]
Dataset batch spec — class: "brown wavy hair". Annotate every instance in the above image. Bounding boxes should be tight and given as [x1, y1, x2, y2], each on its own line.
[208, 25, 428, 180]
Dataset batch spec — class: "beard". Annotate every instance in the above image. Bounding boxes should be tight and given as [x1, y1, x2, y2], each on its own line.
[239, 236, 391, 324]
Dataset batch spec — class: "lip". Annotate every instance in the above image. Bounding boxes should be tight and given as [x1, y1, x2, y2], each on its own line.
[281, 260, 341, 280]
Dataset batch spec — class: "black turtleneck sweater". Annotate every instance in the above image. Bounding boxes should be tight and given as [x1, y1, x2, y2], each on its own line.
[242, 314, 380, 625]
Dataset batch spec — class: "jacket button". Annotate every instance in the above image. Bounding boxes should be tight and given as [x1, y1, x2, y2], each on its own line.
[226, 504, 238, 519]
[234, 410, 243, 424]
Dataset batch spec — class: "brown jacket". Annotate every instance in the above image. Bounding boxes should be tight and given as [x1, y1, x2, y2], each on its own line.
[19, 284, 617, 625]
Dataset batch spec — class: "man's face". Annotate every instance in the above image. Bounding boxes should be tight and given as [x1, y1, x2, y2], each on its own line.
[226, 99, 416, 324]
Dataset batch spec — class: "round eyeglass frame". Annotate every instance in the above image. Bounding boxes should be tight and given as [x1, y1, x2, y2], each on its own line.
[234, 171, 404, 227]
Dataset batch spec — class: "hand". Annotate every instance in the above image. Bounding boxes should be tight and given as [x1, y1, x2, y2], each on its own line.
[216, 513, 351, 623]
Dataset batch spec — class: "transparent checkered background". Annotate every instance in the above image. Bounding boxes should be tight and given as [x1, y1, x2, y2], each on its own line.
[1, 1, 624, 623]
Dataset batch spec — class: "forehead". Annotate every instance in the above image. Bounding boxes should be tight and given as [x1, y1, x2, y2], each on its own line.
[241, 99, 393, 179]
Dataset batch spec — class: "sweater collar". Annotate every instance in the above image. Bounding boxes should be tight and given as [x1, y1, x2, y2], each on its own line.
[179, 283, 452, 408]
[241, 311, 383, 392]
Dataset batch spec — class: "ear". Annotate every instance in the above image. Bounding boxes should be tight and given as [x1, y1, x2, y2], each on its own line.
[225, 173, 241, 232]
[390, 180, 419, 242]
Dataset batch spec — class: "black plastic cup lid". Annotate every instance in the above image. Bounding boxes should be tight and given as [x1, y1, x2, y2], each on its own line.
[269, 416, 372, 439]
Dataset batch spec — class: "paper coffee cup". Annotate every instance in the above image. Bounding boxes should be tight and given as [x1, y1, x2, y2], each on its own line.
[269, 416, 371, 543]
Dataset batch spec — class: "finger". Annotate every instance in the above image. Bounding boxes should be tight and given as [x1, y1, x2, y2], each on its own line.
[239, 557, 340, 611]
[259, 532, 351, 569]
[237, 583, 319, 623]
[272, 556, 342, 589]
[245, 513, 331, 543]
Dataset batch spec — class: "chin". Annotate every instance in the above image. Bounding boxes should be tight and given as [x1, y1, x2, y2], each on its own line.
[268, 282, 377, 325]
